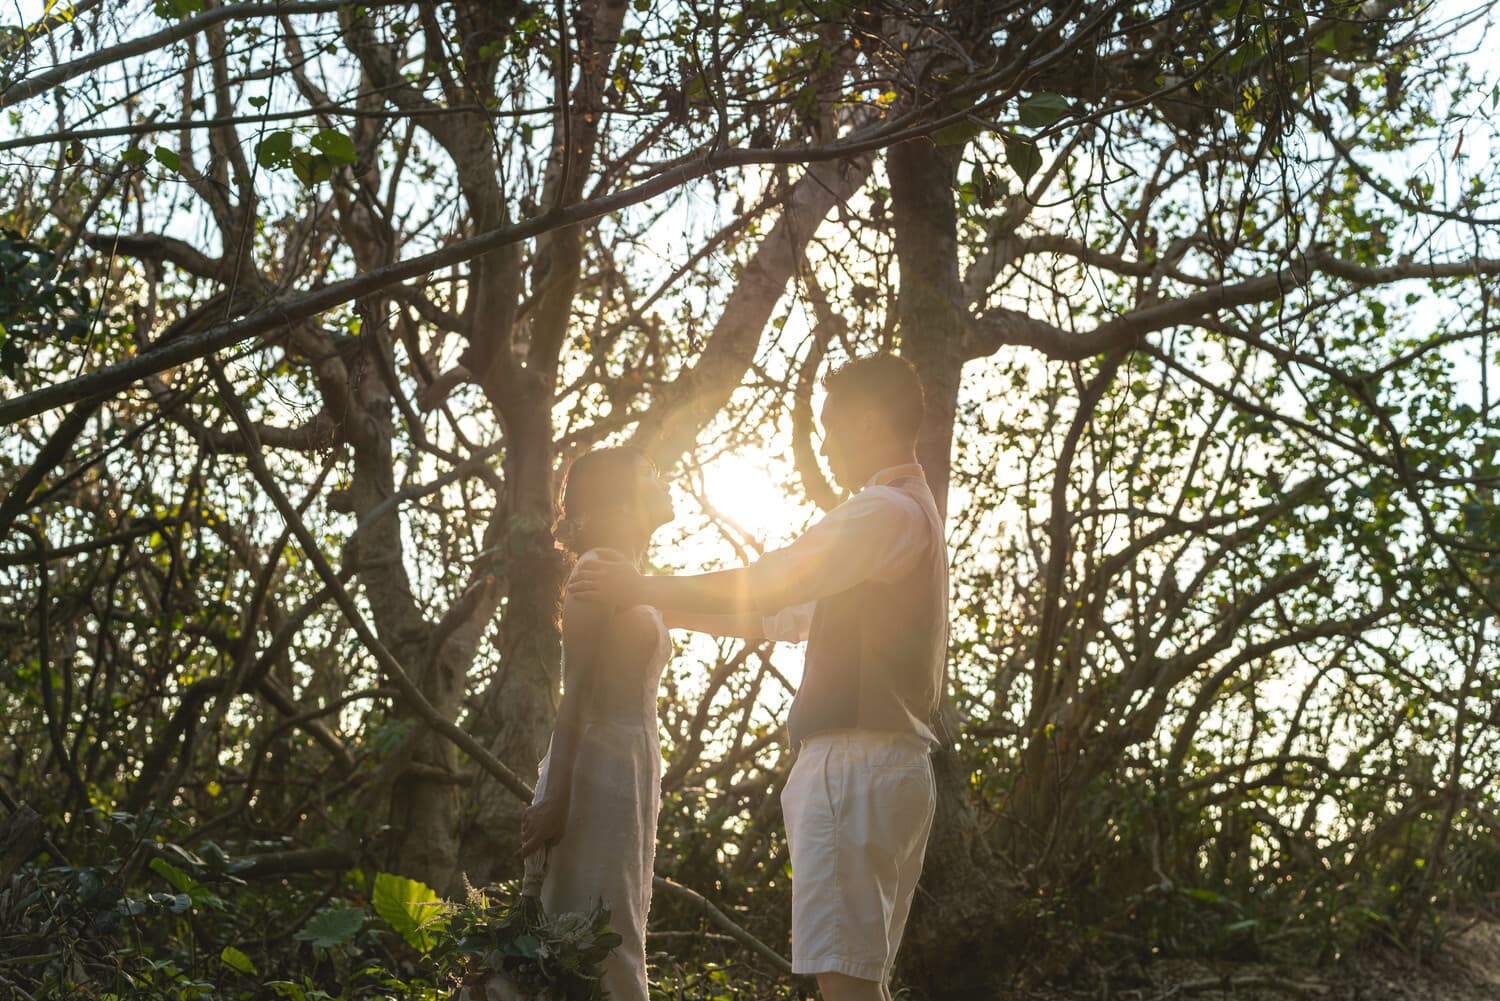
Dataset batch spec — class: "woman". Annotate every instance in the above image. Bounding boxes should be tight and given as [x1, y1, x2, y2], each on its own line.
[518, 446, 674, 1001]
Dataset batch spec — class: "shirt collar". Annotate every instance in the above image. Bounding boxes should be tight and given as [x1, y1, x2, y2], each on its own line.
[864, 463, 925, 490]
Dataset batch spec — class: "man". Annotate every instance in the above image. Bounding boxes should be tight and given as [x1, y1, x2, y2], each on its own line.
[569, 353, 949, 1001]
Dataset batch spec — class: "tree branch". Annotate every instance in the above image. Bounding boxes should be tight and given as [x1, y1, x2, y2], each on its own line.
[649, 875, 793, 975]
[1, 137, 894, 428]
[205, 363, 536, 803]
[964, 253, 1500, 361]
[631, 152, 874, 466]
[0, 1, 404, 109]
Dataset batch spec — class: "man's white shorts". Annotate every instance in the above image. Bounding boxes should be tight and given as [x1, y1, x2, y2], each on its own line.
[781, 729, 937, 982]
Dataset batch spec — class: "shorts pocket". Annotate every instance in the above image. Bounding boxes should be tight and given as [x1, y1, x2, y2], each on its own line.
[870, 763, 936, 858]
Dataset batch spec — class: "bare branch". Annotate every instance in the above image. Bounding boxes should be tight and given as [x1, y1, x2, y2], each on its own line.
[0, 1, 404, 109]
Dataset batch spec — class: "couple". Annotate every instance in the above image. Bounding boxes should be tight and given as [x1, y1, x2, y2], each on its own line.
[519, 354, 949, 1001]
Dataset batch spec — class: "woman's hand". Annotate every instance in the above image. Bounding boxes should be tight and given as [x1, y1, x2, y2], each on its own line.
[520, 793, 569, 858]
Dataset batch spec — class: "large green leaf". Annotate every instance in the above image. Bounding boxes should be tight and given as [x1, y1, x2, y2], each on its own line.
[255, 130, 294, 169]
[220, 945, 257, 975]
[289, 150, 333, 188]
[152, 145, 181, 172]
[933, 119, 986, 146]
[296, 904, 366, 949]
[372, 873, 445, 953]
[148, 857, 205, 904]
[310, 129, 357, 165]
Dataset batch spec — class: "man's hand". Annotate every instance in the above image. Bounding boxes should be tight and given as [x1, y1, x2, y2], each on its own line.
[520, 793, 569, 858]
[567, 554, 644, 606]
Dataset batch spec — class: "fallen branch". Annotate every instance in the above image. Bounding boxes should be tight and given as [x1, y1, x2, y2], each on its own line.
[1157, 974, 1331, 999]
[648, 876, 793, 976]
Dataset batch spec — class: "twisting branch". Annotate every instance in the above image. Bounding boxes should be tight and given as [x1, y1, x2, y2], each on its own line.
[790, 268, 843, 512]
[1028, 350, 1126, 721]
[1, 132, 887, 428]
[963, 253, 1500, 362]
[0, 1, 406, 109]
[631, 151, 875, 466]
[203, 361, 536, 803]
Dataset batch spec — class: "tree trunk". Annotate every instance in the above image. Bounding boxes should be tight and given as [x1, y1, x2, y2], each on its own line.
[340, 345, 467, 892]
[888, 136, 1014, 999]
[457, 0, 632, 883]
[458, 391, 569, 884]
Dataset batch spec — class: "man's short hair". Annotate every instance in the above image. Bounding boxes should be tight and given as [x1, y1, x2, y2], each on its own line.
[822, 353, 925, 441]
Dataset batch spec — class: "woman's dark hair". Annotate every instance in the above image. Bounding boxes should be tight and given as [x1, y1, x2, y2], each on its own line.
[553, 446, 655, 557]
[822, 353, 925, 441]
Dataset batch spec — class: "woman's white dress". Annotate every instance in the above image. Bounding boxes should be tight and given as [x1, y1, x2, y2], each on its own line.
[522, 553, 669, 1001]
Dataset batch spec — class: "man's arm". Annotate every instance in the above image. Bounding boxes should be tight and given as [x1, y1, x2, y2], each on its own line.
[569, 564, 759, 618]
[662, 609, 767, 639]
[569, 488, 927, 621]
[663, 601, 815, 643]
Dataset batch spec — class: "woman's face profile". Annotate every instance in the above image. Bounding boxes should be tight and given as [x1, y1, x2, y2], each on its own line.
[635, 459, 674, 530]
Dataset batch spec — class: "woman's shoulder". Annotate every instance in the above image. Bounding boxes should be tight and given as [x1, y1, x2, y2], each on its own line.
[564, 549, 633, 606]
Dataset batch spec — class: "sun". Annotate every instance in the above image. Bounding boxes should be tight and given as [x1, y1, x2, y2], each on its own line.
[694, 451, 814, 549]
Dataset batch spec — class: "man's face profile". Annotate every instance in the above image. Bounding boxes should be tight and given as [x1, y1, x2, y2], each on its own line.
[819, 393, 872, 491]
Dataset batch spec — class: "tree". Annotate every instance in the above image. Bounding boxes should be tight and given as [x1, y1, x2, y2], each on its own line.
[2, 2, 1498, 997]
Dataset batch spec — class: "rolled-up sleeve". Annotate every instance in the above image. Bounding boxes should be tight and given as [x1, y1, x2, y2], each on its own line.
[748, 486, 928, 620]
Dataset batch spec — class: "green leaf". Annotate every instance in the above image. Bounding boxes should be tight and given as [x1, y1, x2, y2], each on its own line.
[153, 145, 180, 172]
[248, 95, 268, 109]
[372, 872, 444, 953]
[933, 119, 985, 146]
[255, 130, 293, 169]
[155, 0, 205, 16]
[1018, 93, 1070, 129]
[289, 151, 333, 187]
[220, 945, 257, 975]
[971, 164, 1001, 208]
[296, 904, 366, 949]
[121, 148, 150, 167]
[310, 129, 356, 165]
[1004, 137, 1043, 183]
[149, 857, 205, 901]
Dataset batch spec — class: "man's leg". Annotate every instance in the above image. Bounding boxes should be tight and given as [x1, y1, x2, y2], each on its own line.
[814, 972, 885, 1001]
[786, 735, 931, 1000]
[881, 753, 936, 991]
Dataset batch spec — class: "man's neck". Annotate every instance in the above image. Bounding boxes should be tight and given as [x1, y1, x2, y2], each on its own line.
[857, 453, 920, 488]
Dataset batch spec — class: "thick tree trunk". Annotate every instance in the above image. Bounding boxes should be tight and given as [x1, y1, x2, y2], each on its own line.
[458, 392, 568, 884]
[888, 136, 1014, 1000]
[457, 0, 631, 883]
[338, 346, 466, 891]
[890, 140, 965, 515]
